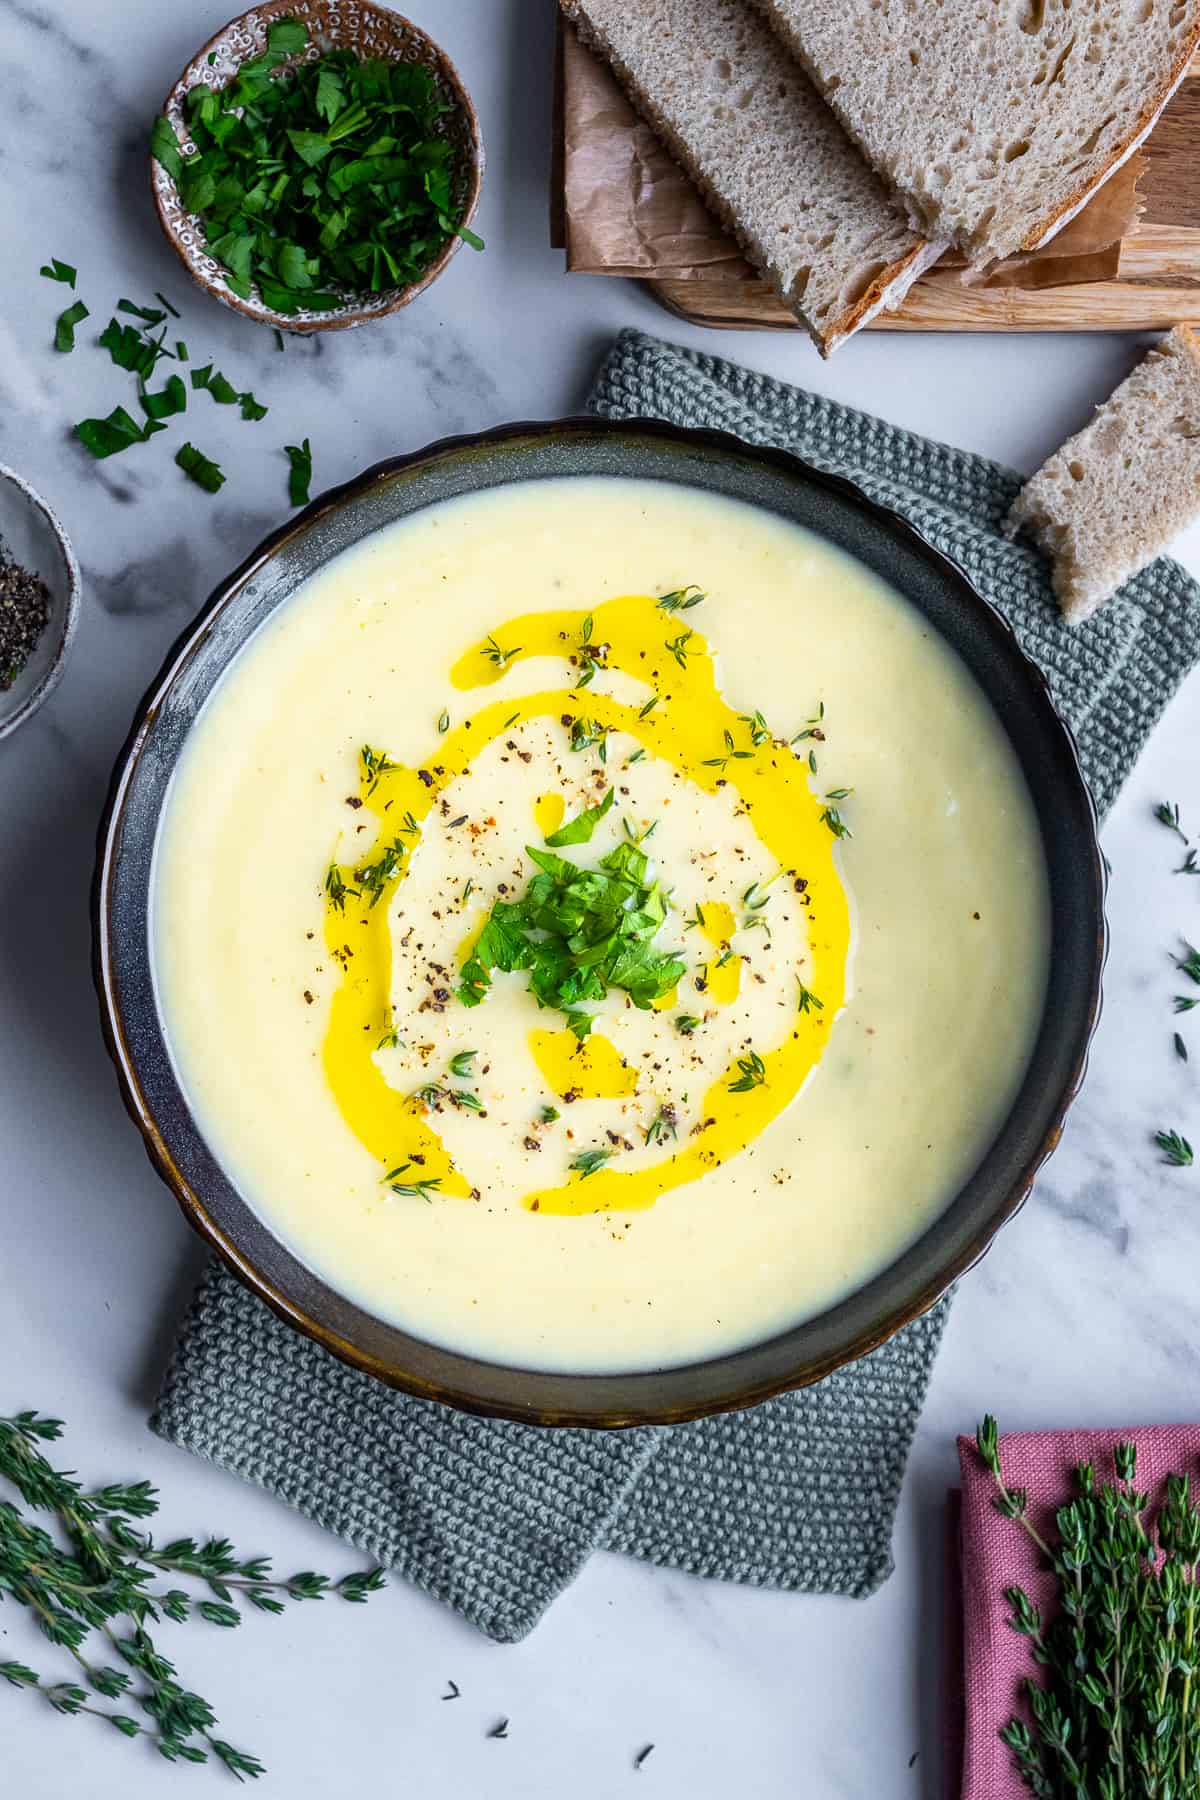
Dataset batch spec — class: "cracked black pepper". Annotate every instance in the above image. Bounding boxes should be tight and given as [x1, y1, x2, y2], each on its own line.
[0, 554, 50, 690]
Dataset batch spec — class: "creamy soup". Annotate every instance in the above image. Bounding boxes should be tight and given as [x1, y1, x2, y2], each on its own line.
[153, 477, 1050, 1372]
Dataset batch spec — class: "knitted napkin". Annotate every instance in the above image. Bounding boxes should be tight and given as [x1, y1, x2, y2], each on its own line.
[151, 329, 1200, 1643]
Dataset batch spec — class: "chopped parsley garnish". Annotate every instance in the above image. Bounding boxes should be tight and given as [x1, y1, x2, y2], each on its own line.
[140, 375, 187, 421]
[74, 405, 163, 459]
[54, 301, 89, 353]
[175, 442, 226, 493]
[151, 20, 482, 314]
[570, 1148, 613, 1179]
[448, 1051, 477, 1078]
[540, 1105, 560, 1123]
[544, 785, 614, 847]
[99, 317, 164, 376]
[1174, 1032, 1188, 1063]
[728, 1049, 766, 1094]
[285, 438, 313, 507]
[40, 258, 76, 287]
[675, 1015, 702, 1035]
[458, 838, 685, 1025]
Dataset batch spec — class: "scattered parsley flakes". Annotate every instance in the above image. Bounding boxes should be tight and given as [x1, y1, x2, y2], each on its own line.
[140, 374, 187, 421]
[544, 785, 614, 847]
[40, 258, 76, 287]
[175, 442, 226, 493]
[74, 405, 162, 459]
[285, 437, 313, 507]
[54, 300, 89, 353]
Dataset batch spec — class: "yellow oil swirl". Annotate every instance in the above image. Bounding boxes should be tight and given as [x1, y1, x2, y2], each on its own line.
[321, 594, 850, 1215]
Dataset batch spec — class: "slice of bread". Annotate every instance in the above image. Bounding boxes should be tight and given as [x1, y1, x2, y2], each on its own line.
[755, 0, 1200, 267]
[1007, 327, 1200, 625]
[558, 0, 943, 354]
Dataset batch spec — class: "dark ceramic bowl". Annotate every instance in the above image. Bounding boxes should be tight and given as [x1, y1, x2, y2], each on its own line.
[94, 419, 1105, 1426]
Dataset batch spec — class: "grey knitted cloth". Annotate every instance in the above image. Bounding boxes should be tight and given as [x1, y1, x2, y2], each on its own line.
[152, 329, 1200, 1643]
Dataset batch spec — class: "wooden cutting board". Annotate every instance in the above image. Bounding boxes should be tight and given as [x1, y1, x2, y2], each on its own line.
[649, 51, 1200, 333]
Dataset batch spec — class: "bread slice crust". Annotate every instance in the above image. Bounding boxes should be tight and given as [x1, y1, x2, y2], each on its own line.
[559, 0, 938, 353]
[1007, 325, 1200, 625]
[754, 0, 1200, 268]
[1022, 35, 1198, 252]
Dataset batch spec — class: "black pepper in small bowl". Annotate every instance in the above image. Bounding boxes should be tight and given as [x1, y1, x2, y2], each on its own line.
[0, 554, 51, 691]
[0, 464, 80, 741]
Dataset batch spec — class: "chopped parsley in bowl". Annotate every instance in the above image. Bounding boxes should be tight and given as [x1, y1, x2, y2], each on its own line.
[151, 5, 484, 332]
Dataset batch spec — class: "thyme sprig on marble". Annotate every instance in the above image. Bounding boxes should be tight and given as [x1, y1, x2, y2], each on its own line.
[0, 1409, 384, 1779]
[975, 1416, 1200, 1800]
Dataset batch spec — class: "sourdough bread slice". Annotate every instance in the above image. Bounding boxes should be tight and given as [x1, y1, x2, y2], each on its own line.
[755, 0, 1200, 267]
[1007, 327, 1200, 625]
[558, 0, 941, 354]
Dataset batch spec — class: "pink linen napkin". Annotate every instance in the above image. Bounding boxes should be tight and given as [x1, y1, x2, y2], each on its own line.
[952, 1424, 1200, 1800]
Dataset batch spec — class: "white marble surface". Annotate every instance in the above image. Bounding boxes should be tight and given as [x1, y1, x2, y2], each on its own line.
[3, 2, 1200, 1793]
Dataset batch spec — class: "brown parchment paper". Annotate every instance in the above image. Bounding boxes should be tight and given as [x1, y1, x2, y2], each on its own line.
[557, 22, 1143, 291]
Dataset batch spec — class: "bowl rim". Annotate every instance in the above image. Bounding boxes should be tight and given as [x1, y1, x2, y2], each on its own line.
[149, 0, 485, 333]
[0, 463, 82, 744]
[93, 416, 1107, 1426]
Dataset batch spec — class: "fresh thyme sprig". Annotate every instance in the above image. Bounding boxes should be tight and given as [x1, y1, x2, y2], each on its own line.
[1176, 942, 1200, 987]
[0, 1410, 383, 1779]
[819, 789, 853, 840]
[1155, 1129, 1194, 1167]
[381, 1164, 442, 1202]
[359, 743, 398, 796]
[664, 630, 694, 670]
[976, 1417, 1200, 1799]
[482, 635, 520, 671]
[1155, 801, 1188, 845]
[656, 586, 704, 613]
[727, 1050, 766, 1094]
[570, 1148, 613, 1179]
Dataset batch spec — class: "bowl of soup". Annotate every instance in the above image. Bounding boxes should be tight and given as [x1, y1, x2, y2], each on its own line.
[94, 419, 1104, 1424]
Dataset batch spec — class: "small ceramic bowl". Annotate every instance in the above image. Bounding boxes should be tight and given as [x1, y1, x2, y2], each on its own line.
[0, 466, 81, 743]
[151, 0, 484, 333]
